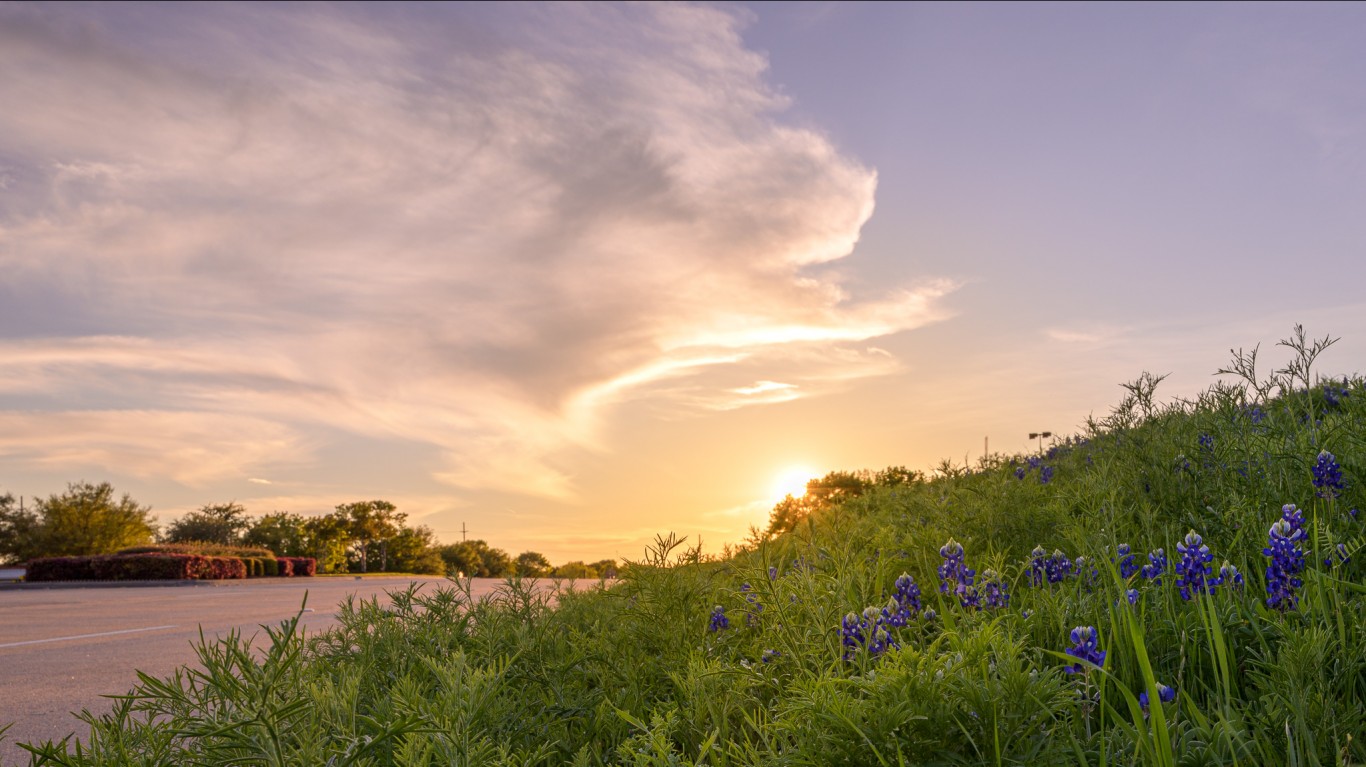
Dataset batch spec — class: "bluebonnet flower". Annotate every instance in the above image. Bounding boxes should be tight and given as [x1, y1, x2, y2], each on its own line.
[1141, 549, 1168, 585]
[1039, 465, 1055, 484]
[708, 605, 729, 632]
[1325, 542, 1350, 568]
[1138, 683, 1176, 716]
[1027, 456, 1042, 470]
[840, 611, 863, 660]
[1029, 546, 1078, 586]
[1064, 626, 1105, 674]
[892, 572, 922, 618]
[1116, 544, 1139, 579]
[761, 649, 781, 663]
[1126, 588, 1140, 605]
[1263, 506, 1307, 612]
[1218, 561, 1244, 588]
[767, 566, 778, 581]
[1312, 450, 1345, 500]
[1073, 555, 1098, 587]
[938, 538, 978, 608]
[869, 606, 898, 655]
[924, 608, 937, 621]
[741, 583, 762, 626]
[1021, 608, 1034, 619]
[1198, 433, 1214, 452]
[980, 569, 1009, 609]
[1028, 546, 1048, 587]
[1047, 549, 1073, 583]
[1322, 380, 1350, 409]
[1245, 405, 1266, 424]
[1014, 465, 1027, 480]
[1175, 530, 1218, 600]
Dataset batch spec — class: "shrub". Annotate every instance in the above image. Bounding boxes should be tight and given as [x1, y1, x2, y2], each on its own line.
[91, 553, 202, 580]
[25, 556, 98, 581]
[277, 557, 294, 577]
[204, 556, 247, 580]
[117, 542, 276, 559]
[25, 553, 249, 580]
[262, 558, 280, 577]
[281, 557, 316, 576]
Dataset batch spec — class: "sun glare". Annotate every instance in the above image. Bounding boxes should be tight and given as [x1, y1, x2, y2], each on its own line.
[770, 466, 816, 503]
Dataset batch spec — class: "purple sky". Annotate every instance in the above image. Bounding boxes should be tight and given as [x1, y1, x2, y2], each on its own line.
[2, 2, 1364, 562]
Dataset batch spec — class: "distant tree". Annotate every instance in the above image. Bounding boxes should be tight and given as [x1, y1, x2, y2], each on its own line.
[766, 468, 918, 537]
[0, 491, 34, 564]
[383, 525, 445, 575]
[438, 539, 513, 578]
[590, 558, 618, 578]
[551, 560, 593, 579]
[243, 512, 310, 557]
[164, 502, 250, 545]
[335, 501, 405, 572]
[303, 513, 352, 573]
[514, 550, 551, 577]
[2, 482, 156, 560]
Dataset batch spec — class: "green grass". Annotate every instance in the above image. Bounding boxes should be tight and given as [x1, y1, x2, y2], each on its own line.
[4, 326, 1365, 766]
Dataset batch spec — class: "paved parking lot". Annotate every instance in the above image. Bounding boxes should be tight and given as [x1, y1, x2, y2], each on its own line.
[0, 576, 527, 764]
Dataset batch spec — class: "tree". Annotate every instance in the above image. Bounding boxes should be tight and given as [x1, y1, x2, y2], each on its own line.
[164, 502, 250, 545]
[551, 560, 593, 579]
[2, 482, 156, 560]
[243, 512, 310, 557]
[0, 491, 34, 564]
[590, 558, 618, 578]
[438, 540, 512, 578]
[383, 525, 445, 575]
[335, 500, 405, 572]
[514, 550, 551, 577]
[767, 468, 920, 537]
[302, 513, 351, 574]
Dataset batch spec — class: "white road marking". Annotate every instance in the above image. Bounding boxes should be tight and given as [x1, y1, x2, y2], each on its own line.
[0, 625, 179, 649]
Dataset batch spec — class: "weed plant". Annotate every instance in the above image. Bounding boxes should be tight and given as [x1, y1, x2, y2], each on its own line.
[5, 326, 1365, 766]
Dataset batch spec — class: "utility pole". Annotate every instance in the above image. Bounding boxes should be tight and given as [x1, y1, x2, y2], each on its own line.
[461, 522, 468, 542]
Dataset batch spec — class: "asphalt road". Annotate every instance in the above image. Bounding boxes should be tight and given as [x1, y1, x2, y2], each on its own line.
[0, 576, 524, 765]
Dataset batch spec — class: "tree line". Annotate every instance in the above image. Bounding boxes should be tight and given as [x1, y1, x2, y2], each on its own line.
[0, 481, 615, 578]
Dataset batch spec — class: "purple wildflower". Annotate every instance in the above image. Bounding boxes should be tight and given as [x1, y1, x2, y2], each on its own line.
[1141, 548, 1167, 585]
[1263, 505, 1307, 612]
[708, 605, 729, 632]
[1312, 450, 1345, 500]
[1175, 530, 1218, 600]
[1064, 626, 1105, 674]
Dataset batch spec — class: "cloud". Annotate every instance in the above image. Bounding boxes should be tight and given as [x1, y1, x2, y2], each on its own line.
[0, 4, 953, 500]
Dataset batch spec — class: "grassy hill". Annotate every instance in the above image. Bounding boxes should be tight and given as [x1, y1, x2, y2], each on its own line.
[8, 327, 1365, 766]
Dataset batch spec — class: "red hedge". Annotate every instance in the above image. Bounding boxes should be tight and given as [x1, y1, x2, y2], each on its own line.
[277, 558, 294, 577]
[26, 553, 248, 581]
[25, 556, 98, 581]
[281, 557, 316, 576]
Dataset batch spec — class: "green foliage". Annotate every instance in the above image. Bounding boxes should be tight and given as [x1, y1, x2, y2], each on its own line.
[0, 481, 156, 561]
[335, 500, 406, 573]
[515, 550, 552, 577]
[9, 327, 1366, 765]
[163, 502, 251, 545]
[438, 539, 514, 577]
[243, 511, 312, 557]
[382, 525, 446, 574]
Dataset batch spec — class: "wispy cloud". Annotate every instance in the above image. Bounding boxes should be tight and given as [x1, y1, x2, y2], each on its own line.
[0, 4, 953, 501]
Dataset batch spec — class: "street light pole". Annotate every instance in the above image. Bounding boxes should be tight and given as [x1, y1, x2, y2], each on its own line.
[1028, 431, 1053, 454]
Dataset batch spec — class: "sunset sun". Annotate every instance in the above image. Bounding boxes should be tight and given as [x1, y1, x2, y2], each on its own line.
[769, 466, 816, 504]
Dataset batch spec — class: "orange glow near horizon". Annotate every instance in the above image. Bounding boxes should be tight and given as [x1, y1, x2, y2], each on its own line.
[768, 465, 817, 505]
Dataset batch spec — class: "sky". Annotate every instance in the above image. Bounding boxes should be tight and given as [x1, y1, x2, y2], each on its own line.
[2, 2, 1365, 564]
